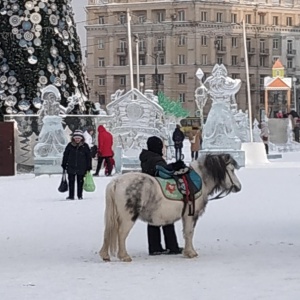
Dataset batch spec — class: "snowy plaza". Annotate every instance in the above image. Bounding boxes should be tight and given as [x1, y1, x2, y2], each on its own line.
[1, 142, 300, 300]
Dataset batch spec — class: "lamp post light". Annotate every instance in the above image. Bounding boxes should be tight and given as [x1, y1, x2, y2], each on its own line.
[293, 77, 297, 112]
[139, 82, 144, 94]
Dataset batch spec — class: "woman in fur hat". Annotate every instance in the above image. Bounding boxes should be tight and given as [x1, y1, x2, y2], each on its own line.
[62, 130, 92, 200]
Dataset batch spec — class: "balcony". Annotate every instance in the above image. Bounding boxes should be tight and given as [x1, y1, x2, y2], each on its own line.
[247, 48, 255, 55]
[116, 48, 127, 55]
[287, 49, 296, 57]
[216, 46, 226, 54]
[259, 48, 269, 55]
[154, 47, 165, 53]
[287, 67, 296, 73]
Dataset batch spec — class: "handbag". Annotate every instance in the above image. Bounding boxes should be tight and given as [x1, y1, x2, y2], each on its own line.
[58, 170, 68, 193]
[90, 145, 98, 158]
[83, 171, 96, 192]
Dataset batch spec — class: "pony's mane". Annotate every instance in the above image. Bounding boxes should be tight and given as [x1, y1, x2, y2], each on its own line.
[198, 154, 238, 195]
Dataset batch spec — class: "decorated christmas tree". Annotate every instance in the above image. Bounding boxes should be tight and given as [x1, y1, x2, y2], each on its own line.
[0, 0, 89, 115]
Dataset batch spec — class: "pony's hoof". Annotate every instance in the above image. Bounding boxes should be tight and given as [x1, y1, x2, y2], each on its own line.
[120, 256, 132, 262]
[99, 251, 110, 262]
[183, 250, 198, 258]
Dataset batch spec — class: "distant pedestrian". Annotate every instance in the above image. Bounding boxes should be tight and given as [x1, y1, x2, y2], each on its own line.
[93, 125, 113, 176]
[83, 127, 94, 148]
[62, 130, 92, 200]
[172, 125, 185, 161]
[260, 122, 269, 155]
[189, 127, 201, 161]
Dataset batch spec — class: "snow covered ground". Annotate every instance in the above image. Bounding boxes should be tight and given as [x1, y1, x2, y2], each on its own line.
[1, 145, 300, 300]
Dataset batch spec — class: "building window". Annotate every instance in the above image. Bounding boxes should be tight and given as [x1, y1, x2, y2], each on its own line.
[273, 16, 278, 25]
[259, 75, 265, 87]
[120, 76, 126, 86]
[232, 37, 237, 48]
[287, 58, 293, 68]
[158, 55, 165, 65]
[259, 56, 266, 67]
[119, 14, 126, 24]
[138, 15, 145, 24]
[272, 56, 279, 63]
[99, 95, 105, 105]
[98, 58, 105, 67]
[139, 55, 146, 65]
[232, 73, 239, 79]
[139, 39, 146, 51]
[260, 39, 265, 51]
[216, 12, 222, 23]
[119, 40, 127, 51]
[286, 17, 292, 26]
[98, 39, 104, 50]
[231, 13, 237, 24]
[200, 11, 207, 22]
[139, 75, 145, 84]
[157, 74, 164, 85]
[232, 55, 238, 66]
[202, 54, 207, 65]
[98, 77, 105, 86]
[178, 10, 185, 21]
[287, 40, 293, 54]
[119, 56, 126, 66]
[259, 14, 265, 25]
[201, 36, 207, 46]
[245, 14, 251, 24]
[179, 93, 185, 103]
[178, 35, 186, 46]
[157, 38, 164, 51]
[99, 16, 105, 24]
[178, 54, 185, 65]
[217, 56, 223, 64]
[178, 73, 186, 84]
[157, 11, 165, 22]
[273, 38, 279, 50]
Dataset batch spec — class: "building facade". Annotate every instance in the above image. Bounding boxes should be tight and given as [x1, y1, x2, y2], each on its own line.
[85, 0, 300, 119]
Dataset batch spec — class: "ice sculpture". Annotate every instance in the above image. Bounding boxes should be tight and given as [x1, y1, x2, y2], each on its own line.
[106, 88, 166, 172]
[199, 65, 242, 150]
[34, 85, 68, 174]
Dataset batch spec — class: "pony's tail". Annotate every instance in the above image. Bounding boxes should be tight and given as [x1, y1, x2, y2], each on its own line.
[100, 183, 119, 259]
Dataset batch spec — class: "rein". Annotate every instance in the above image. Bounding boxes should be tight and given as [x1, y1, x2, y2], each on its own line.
[208, 165, 236, 201]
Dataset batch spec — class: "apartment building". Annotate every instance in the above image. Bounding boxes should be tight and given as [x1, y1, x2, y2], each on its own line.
[85, 0, 300, 119]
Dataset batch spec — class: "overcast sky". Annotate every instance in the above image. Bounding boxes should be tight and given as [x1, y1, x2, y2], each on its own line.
[72, 0, 88, 57]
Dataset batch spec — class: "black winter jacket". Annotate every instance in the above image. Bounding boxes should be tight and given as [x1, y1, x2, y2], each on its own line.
[62, 142, 92, 175]
[172, 128, 185, 149]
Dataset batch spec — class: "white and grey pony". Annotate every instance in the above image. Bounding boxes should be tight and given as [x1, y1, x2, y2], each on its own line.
[99, 154, 242, 262]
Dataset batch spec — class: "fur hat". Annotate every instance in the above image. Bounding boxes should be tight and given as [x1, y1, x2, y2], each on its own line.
[72, 130, 84, 139]
[147, 136, 163, 156]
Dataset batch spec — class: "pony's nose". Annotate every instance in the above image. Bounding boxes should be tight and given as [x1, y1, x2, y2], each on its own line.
[233, 184, 241, 193]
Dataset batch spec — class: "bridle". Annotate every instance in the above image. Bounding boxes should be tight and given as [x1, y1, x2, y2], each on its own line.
[208, 163, 237, 201]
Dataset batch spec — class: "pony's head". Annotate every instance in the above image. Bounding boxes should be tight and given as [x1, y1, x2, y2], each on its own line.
[192, 153, 242, 196]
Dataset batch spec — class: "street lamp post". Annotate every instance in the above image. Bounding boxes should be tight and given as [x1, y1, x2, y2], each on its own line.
[148, 53, 159, 95]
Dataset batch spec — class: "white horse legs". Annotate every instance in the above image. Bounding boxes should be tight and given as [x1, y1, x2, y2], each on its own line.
[117, 219, 135, 262]
[182, 215, 198, 258]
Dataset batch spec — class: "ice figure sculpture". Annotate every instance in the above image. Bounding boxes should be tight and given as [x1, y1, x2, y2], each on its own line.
[234, 109, 250, 143]
[34, 85, 68, 174]
[200, 64, 242, 150]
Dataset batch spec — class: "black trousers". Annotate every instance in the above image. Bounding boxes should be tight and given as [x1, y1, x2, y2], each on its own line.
[68, 174, 84, 198]
[147, 224, 179, 253]
[264, 143, 269, 155]
[175, 147, 182, 161]
[191, 151, 199, 160]
[95, 156, 112, 175]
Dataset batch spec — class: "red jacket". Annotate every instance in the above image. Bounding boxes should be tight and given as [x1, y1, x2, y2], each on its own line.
[97, 125, 113, 157]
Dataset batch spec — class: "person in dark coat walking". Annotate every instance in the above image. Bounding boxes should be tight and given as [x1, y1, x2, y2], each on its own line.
[172, 124, 185, 161]
[93, 125, 113, 176]
[62, 130, 92, 200]
[139, 136, 183, 255]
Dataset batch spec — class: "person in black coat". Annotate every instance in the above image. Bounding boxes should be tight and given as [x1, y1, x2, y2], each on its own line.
[172, 125, 185, 161]
[139, 136, 183, 255]
[62, 130, 92, 200]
